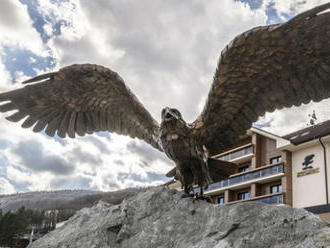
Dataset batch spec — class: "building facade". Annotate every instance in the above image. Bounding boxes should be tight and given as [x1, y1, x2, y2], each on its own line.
[166, 120, 330, 221]
[282, 121, 330, 221]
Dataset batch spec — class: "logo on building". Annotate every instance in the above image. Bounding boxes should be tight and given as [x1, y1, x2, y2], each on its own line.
[302, 154, 314, 170]
[297, 154, 319, 177]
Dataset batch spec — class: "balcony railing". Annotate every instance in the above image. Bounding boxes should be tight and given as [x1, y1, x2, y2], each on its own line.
[225, 193, 284, 206]
[215, 145, 253, 161]
[251, 194, 283, 204]
[206, 163, 284, 192]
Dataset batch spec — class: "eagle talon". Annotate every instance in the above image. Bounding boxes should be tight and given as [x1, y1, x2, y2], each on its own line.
[193, 193, 211, 203]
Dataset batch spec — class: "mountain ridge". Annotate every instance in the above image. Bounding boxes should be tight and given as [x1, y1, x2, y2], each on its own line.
[0, 188, 144, 213]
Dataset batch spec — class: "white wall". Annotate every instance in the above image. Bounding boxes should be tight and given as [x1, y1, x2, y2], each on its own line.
[292, 141, 329, 208]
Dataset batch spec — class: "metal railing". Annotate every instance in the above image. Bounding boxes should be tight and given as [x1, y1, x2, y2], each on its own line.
[251, 194, 283, 204]
[216, 145, 253, 161]
[206, 163, 284, 192]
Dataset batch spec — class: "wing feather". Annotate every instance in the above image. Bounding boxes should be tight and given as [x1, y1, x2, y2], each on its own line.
[67, 111, 77, 138]
[21, 116, 38, 129]
[57, 111, 71, 138]
[6, 111, 28, 122]
[0, 64, 162, 152]
[75, 112, 86, 136]
[46, 113, 63, 137]
[193, 3, 330, 154]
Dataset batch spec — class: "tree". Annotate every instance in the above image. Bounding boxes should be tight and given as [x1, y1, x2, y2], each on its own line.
[0, 206, 30, 246]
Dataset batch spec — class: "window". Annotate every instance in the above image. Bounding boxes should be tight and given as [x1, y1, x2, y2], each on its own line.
[270, 184, 282, 194]
[238, 166, 250, 173]
[237, 192, 249, 200]
[218, 197, 225, 205]
[270, 156, 282, 164]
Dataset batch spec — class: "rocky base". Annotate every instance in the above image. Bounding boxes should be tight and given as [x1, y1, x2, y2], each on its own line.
[29, 187, 330, 248]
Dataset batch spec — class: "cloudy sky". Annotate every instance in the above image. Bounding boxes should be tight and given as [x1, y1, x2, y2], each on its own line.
[0, 0, 329, 194]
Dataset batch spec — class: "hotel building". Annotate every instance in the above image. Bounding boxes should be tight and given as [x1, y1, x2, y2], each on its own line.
[166, 120, 330, 221]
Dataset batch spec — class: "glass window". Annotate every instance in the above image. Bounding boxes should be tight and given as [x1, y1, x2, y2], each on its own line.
[238, 166, 250, 173]
[218, 197, 225, 205]
[270, 156, 282, 164]
[270, 184, 282, 194]
[237, 192, 249, 200]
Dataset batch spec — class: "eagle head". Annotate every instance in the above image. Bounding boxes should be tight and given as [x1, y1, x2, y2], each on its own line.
[161, 107, 182, 123]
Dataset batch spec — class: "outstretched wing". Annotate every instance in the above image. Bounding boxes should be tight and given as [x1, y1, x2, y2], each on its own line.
[192, 3, 330, 154]
[0, 64, 162, 151]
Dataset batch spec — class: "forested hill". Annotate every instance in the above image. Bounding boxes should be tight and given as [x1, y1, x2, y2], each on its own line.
[0, 188, 145, 213]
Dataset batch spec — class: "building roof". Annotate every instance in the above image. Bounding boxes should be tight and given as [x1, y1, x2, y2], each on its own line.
[282, 120, 330, 145]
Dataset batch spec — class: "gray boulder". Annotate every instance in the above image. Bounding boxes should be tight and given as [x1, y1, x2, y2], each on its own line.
[29, 186, 330, 248]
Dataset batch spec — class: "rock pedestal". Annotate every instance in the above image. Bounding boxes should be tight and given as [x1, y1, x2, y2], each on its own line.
[29, 186, 330, 248]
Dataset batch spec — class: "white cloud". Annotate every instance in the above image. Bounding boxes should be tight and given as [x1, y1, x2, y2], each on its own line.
[37, 0, 124, 67]
[0, 59, 12, 92]
[29, 57, 37, 63]
[6, 165, 54, 192]
[0, 0, 329, 192]
[257, 99, 330, 136]
[0, 177, 16, 194]
[262, 0, 330, 20]
[42, 0, 267, 122]
[0, 0, 46, 56]
[6, 166, 35, 185]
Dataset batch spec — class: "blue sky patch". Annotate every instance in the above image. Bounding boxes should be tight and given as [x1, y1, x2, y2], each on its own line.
[265, 2, 288, 24]
[8, 178, 29, 193]
[20, 0, 47, 42]
[3, 165, 32, 192]
[0, 139, 9, 150]
[0, 156, 9, 178]
[236, 0, 263, 10]
[96, 132, 112, 140]
[2, 46, 56, 81]
[20, 0, 70, 43]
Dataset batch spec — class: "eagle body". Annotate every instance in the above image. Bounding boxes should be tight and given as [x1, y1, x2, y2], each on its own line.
[159, 107, 212, 192]
[1, 3, 330, 195]
[159, 110, 193, 161]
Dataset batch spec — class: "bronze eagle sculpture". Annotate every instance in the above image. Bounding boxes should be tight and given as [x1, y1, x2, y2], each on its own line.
[1, 3, 330, 194]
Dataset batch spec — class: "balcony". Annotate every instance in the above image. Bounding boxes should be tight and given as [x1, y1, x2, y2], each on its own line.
[213, 144, 253, 163]
[225, 193, 284, 206]
[205, 163, 284, 195]
[251, 193, 283, 204]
